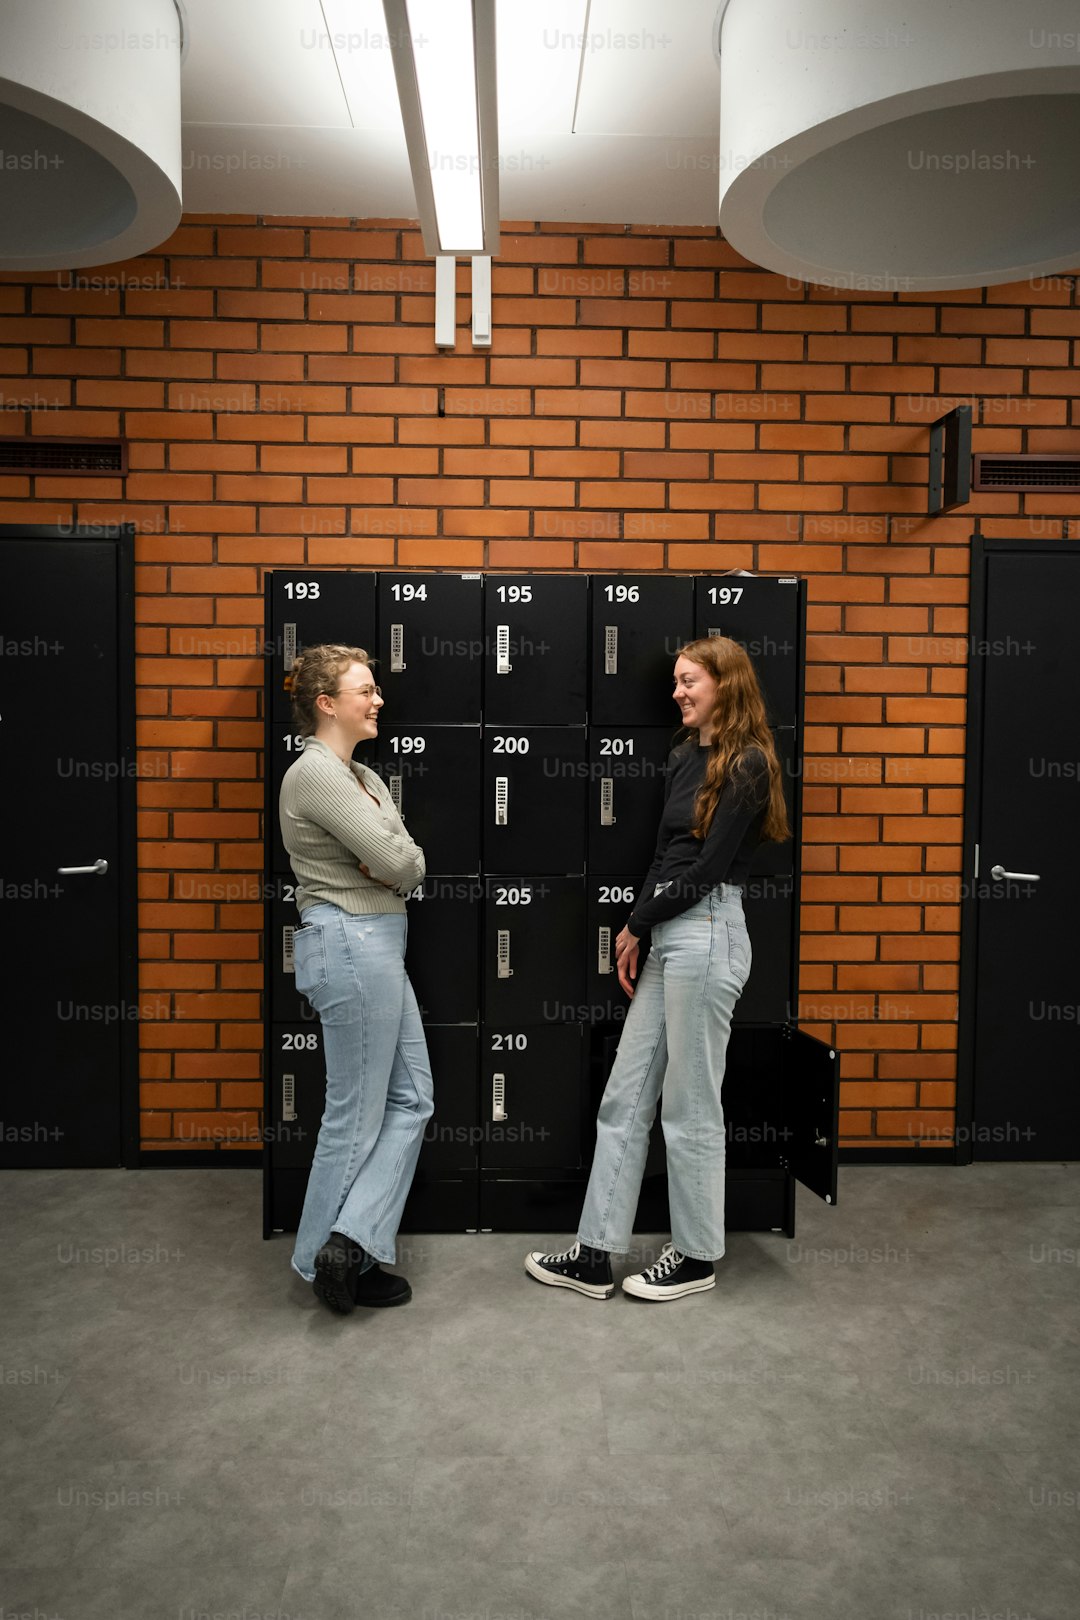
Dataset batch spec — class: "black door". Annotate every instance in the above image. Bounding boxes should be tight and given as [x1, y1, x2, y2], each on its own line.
[586, 726, 672, 875]
[481, 726, 587, 874]
[695, 574, 802, 730]
[401, 1024, 480, 1232]
[0, 527, 136, 1167]
[482, 573, 588, 723]
[404, 875, 481, 1025]
[482, 877, 585, 1025]
[739, 872, 796, 1025]
[370, 724, 482, 874]
[584, 875, 641, 1029]
[267, 570, 377, 722]
[268, 888, 319, 1025]
[479, 1024, 589, 1170]
[962, 541, 1080, 1159]
[589, 575, 694, 724]
[375, 572, 482, 722]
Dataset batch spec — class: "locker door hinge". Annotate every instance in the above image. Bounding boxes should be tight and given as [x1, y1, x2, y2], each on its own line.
[390, 623, 406, 673]
[604, 624, 618, 676]
[496, 929, 513, 978]
[600, 777, 615, 826]
[282, 926, 295, 974]
[492, 1072, 507, 1121]
[494, 776, 509, 825]
[597, 926, 613, 975]
[282, 1073, 296, 1122]
[496, 624, 512, 674]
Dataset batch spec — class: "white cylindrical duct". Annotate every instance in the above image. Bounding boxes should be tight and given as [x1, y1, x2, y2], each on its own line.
[718, 0, 1080, 290]
[0, 0, 183, 269]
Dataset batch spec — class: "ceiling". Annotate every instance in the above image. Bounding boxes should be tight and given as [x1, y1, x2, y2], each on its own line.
[178, 0, 727, 226]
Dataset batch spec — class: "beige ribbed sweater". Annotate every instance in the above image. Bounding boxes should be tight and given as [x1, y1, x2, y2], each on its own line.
[278, 736, 426, 916]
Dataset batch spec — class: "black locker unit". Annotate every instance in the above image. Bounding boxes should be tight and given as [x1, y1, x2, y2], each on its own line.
[481, 726, 588, 874]
[399, 874, 481, 1026]
[268, 570, 376, 723]
[617, 1025, 838, 1239]
[268, 893, 319, 1025]
[694, 573, 801, 730]
[739, 872, 797, 1025]
[482, 573, 588, 723]
[589, 575, 694, 725]
[586, 726, 673, 875]
[267, 1022, 480, 1234]
[479, 1024, 590, 1171]
[375, 572, 482, 722]
[585, 875, 641, 1029]
[370, 724, 482, 875]
[482, 876, 586, 1026]
[263, 569, 837, 1248]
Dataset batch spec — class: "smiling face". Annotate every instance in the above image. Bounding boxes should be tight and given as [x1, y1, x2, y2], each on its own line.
[317, 659, 383, 748]
[673, 654, 719, 744]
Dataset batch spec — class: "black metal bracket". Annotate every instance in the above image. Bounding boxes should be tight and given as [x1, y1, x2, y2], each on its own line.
[928, 404, 973, 516]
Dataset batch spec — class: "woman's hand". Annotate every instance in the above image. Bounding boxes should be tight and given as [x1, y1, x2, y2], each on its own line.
[358, 862, 397, 890]
[615, 924, 640, 998]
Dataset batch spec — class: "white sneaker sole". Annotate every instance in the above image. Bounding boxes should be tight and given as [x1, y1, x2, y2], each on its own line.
[621, 1273, 716, 1301]
[524, 1253, 614, 1299]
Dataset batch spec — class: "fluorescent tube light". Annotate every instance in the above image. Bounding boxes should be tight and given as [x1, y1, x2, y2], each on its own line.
[384, 0, 499, 256]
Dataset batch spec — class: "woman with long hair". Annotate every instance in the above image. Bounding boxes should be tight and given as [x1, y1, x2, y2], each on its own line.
[279, 643, 434, 1314]
[526, 635, 789, 1301]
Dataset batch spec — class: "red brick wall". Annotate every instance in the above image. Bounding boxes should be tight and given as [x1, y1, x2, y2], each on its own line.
[2, 214, 1076, 1154]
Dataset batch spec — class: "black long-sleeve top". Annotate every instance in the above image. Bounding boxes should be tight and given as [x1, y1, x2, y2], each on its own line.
[627, 741, 773, 935]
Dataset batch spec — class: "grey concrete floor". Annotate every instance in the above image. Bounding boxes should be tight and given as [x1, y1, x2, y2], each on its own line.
[1, 1163, 1078, 1620]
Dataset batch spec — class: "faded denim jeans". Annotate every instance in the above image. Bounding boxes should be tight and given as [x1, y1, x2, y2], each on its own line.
[577, 884, 751, 1261]
[290, 904, 434, 1281]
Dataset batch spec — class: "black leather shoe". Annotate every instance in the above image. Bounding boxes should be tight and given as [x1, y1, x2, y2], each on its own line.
[313, 1230, 367, 1315]
[349, 1263, 412, 1308]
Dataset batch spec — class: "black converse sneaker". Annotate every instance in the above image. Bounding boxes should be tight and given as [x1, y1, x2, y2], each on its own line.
[524, 1239, 614, 1299]
[621, 1242, 715, 1301]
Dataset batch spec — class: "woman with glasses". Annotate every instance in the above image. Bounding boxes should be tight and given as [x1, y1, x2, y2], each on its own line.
[279, 643, 433, 1314]
[526, 636, 790, 1303]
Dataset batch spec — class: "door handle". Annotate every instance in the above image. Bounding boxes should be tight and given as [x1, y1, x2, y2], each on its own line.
[989, 865, 1041, 881]
[57, 857, 108, 875]
[492, 1072, 507, 1121]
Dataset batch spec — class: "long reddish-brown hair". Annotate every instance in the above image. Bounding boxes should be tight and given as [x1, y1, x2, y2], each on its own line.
[675, 637, 790, 844]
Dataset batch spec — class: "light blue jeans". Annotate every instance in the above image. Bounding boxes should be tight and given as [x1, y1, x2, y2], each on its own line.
[289, 904, 435, 1281]
[577, 884, 751, 1262]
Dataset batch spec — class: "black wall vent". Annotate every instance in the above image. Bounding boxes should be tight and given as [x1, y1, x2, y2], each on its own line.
[972, 454, 1080, 492]
[0, 437, 127, 476]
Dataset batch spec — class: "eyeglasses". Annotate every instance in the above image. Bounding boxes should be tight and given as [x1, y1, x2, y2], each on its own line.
[335, 684, 382, 698]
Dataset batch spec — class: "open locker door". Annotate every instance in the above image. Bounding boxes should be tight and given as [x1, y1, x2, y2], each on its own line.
[780, 1027, 839, 1206]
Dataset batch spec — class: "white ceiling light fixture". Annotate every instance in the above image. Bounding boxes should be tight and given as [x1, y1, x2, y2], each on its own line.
[382, 0, 500, 257]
